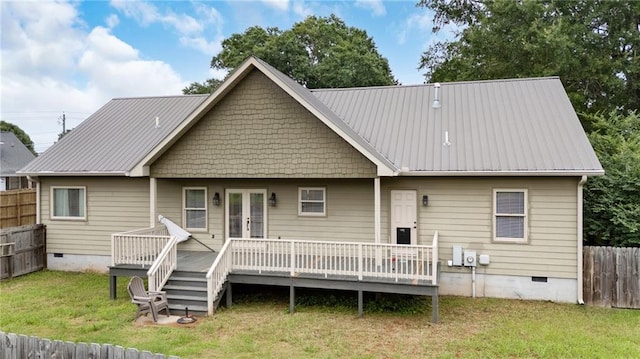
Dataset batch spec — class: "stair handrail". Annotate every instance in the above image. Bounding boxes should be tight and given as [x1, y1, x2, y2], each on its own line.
[147, 235, 178, 292]
[205, 239, 233, 315]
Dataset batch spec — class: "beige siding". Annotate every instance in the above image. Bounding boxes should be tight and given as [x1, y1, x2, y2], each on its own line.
[381, 177, 579, 279]
[157, 179, 375, 251]
[41, 177, 150, 255]
[151, 70, 376, 178]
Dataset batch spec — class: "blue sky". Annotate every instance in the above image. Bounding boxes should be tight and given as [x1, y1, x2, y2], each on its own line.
[1, 1, 454, 153]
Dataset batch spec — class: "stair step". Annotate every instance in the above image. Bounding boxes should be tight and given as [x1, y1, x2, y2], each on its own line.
[163, 284, 207, 291]
[169, 304, 208, 315]
[167, 294, 207, 301]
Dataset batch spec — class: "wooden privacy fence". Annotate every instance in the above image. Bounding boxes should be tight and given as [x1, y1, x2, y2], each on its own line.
[0, 332, 179, 359]
[583, 246, 640, 309]
[0, 188, 36, 228]
[0, 224, 45, 279]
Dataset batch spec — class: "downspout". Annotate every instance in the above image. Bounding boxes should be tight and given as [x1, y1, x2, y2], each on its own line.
[27, 176, 40, 223]
[577, 175, 587, 305]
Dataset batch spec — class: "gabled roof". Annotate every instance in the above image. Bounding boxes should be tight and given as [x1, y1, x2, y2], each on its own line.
[20, 95, 208, 176]
[133, 57, 398, 176]
[0, 131, 36, 176]
[311, 78, 603, 175]
[19, 56, 603, 177]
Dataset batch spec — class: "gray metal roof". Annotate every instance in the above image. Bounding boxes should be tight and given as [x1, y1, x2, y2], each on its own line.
[0, 131, 36, 176]
[311, 78, 603, 174]
[20, 95, 208, 175]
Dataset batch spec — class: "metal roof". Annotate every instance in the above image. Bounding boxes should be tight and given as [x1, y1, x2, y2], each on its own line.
[0, 131, 36, 176]
[20, 95, 208, 175]
[311, 78, 603, 175]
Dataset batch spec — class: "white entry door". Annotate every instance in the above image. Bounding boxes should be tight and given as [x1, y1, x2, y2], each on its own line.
[390, 190, 417, 245]
[226, 189, 267, 239]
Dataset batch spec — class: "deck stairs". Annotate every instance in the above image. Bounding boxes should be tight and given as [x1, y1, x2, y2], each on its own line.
[163, 270, 210, 316]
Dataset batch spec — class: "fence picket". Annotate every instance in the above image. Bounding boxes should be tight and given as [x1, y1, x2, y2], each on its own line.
[0, 332, 177, 359]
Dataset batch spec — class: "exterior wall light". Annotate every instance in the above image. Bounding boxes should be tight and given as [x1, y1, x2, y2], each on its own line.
[212, 192, 220, 206]
[269, 192, 277, 206]
[422, 195, 429, 206]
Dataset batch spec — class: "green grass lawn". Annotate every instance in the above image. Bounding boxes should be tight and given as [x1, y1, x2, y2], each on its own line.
[1, 270, 639, 358]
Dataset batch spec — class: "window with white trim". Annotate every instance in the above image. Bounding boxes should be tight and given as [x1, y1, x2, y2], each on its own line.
[494, 189, 527, 242]
[51, 186, 86, 220]
[299, 187, 326, 216]
[183, 187, 207, 230]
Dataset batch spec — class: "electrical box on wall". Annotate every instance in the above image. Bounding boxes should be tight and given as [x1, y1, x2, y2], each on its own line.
[452, 245, 463, 266]
[464, 251, 477, 267]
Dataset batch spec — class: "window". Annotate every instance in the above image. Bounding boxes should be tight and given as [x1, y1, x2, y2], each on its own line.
[183, 187, 207, 230]
[51, 186, 86, 220]
[299, 187, 326, 216]
[494, 189, 527, 242]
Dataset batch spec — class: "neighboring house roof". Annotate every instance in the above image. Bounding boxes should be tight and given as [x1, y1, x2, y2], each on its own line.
[19, 56, 603, 177]
[20, 95, 208, 175]
[312, 78, 603, 175]
[0, 131, 36, 177]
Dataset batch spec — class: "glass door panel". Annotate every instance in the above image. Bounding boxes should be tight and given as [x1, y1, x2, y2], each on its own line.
[250, 193, 264, 238]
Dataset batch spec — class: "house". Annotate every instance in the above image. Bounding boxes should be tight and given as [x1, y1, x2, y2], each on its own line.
[19, 57, 603, 316]
[1, 131, 36, 191]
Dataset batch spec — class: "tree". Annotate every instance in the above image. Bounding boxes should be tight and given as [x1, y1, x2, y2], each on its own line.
[417, 0, 640, 121]
[583, 111, 640, 247]
[182, 78, 223, 95]
[183, 14, 396, 94]
[0, 120, 36, 155]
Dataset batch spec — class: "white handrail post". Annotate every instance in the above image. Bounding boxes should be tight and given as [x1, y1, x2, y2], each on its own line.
[358, 243, 363, 280]
[290, 240, 295, 276]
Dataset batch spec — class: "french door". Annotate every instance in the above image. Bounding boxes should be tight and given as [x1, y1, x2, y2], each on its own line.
[226, 189, 267, 239]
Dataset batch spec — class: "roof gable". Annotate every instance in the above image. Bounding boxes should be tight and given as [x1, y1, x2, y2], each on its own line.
[134, 57, 397, 177]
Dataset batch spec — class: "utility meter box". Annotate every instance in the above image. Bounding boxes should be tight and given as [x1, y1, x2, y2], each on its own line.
[452, 245, 463, 266]
[463, 251, 477, 267]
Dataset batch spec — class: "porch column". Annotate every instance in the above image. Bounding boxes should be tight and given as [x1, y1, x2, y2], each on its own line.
[150, 177, 157, 227]
[374, 177, 381, 244]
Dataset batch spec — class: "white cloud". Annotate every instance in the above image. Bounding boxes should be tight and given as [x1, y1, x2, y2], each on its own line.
[110, 0, 223, 55]
[0, 1, 188, 153]
[261, 0, 289, 12]
[106, 14, 119, 29]
[292, 0, 313, 17]
[355, 0, 386, 17]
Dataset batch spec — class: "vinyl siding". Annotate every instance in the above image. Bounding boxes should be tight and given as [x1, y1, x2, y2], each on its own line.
[380, 177, 579, 279]
[41, 177, 150, 255]
[151, 69, 377, 178]
[156, 179, 375, 251]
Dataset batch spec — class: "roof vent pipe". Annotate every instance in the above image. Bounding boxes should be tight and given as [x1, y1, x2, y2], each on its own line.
[155, 116, 160, 129]
[432, 83, 441, 109]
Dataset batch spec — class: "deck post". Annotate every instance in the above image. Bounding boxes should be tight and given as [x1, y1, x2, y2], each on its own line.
[358, 290, 363, 317]
[374, 177, 381, 267]
[289, 284, 295, 314]
[109, 275, 117, 300]
[226, 282, 232, 308]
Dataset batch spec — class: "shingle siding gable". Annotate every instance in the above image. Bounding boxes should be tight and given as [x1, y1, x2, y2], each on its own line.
[151, 70, 377, 178]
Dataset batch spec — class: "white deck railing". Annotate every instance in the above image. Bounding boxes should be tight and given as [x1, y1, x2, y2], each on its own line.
[147, 236, 178, 292]
[206, 239, 233, 315]
[111, 226, 171, 267]
[205, 232, 439, 315]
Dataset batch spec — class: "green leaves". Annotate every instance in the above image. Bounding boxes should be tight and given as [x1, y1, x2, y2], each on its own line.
[584, 111, 640, 246]
[184, 14, 396, 93]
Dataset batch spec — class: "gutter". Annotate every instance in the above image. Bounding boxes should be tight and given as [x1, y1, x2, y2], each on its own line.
[577, 175, 587, 305]
[26, 176, 40, 224]
[397, 170, 605, 177]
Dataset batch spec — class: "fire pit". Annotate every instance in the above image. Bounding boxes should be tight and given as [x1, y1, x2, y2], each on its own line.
[177, 307, 197, 324]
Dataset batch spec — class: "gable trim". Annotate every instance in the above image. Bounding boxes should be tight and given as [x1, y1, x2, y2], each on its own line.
[130, 57, 396, 177]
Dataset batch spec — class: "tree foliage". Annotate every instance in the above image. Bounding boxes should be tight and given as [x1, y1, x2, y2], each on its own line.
[417, 0, 640, 120]
[0, 120, 37, 155]
[584, 111, 640, 247]
[183, 14, 396, 94]
[182, 78, 223, 95]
